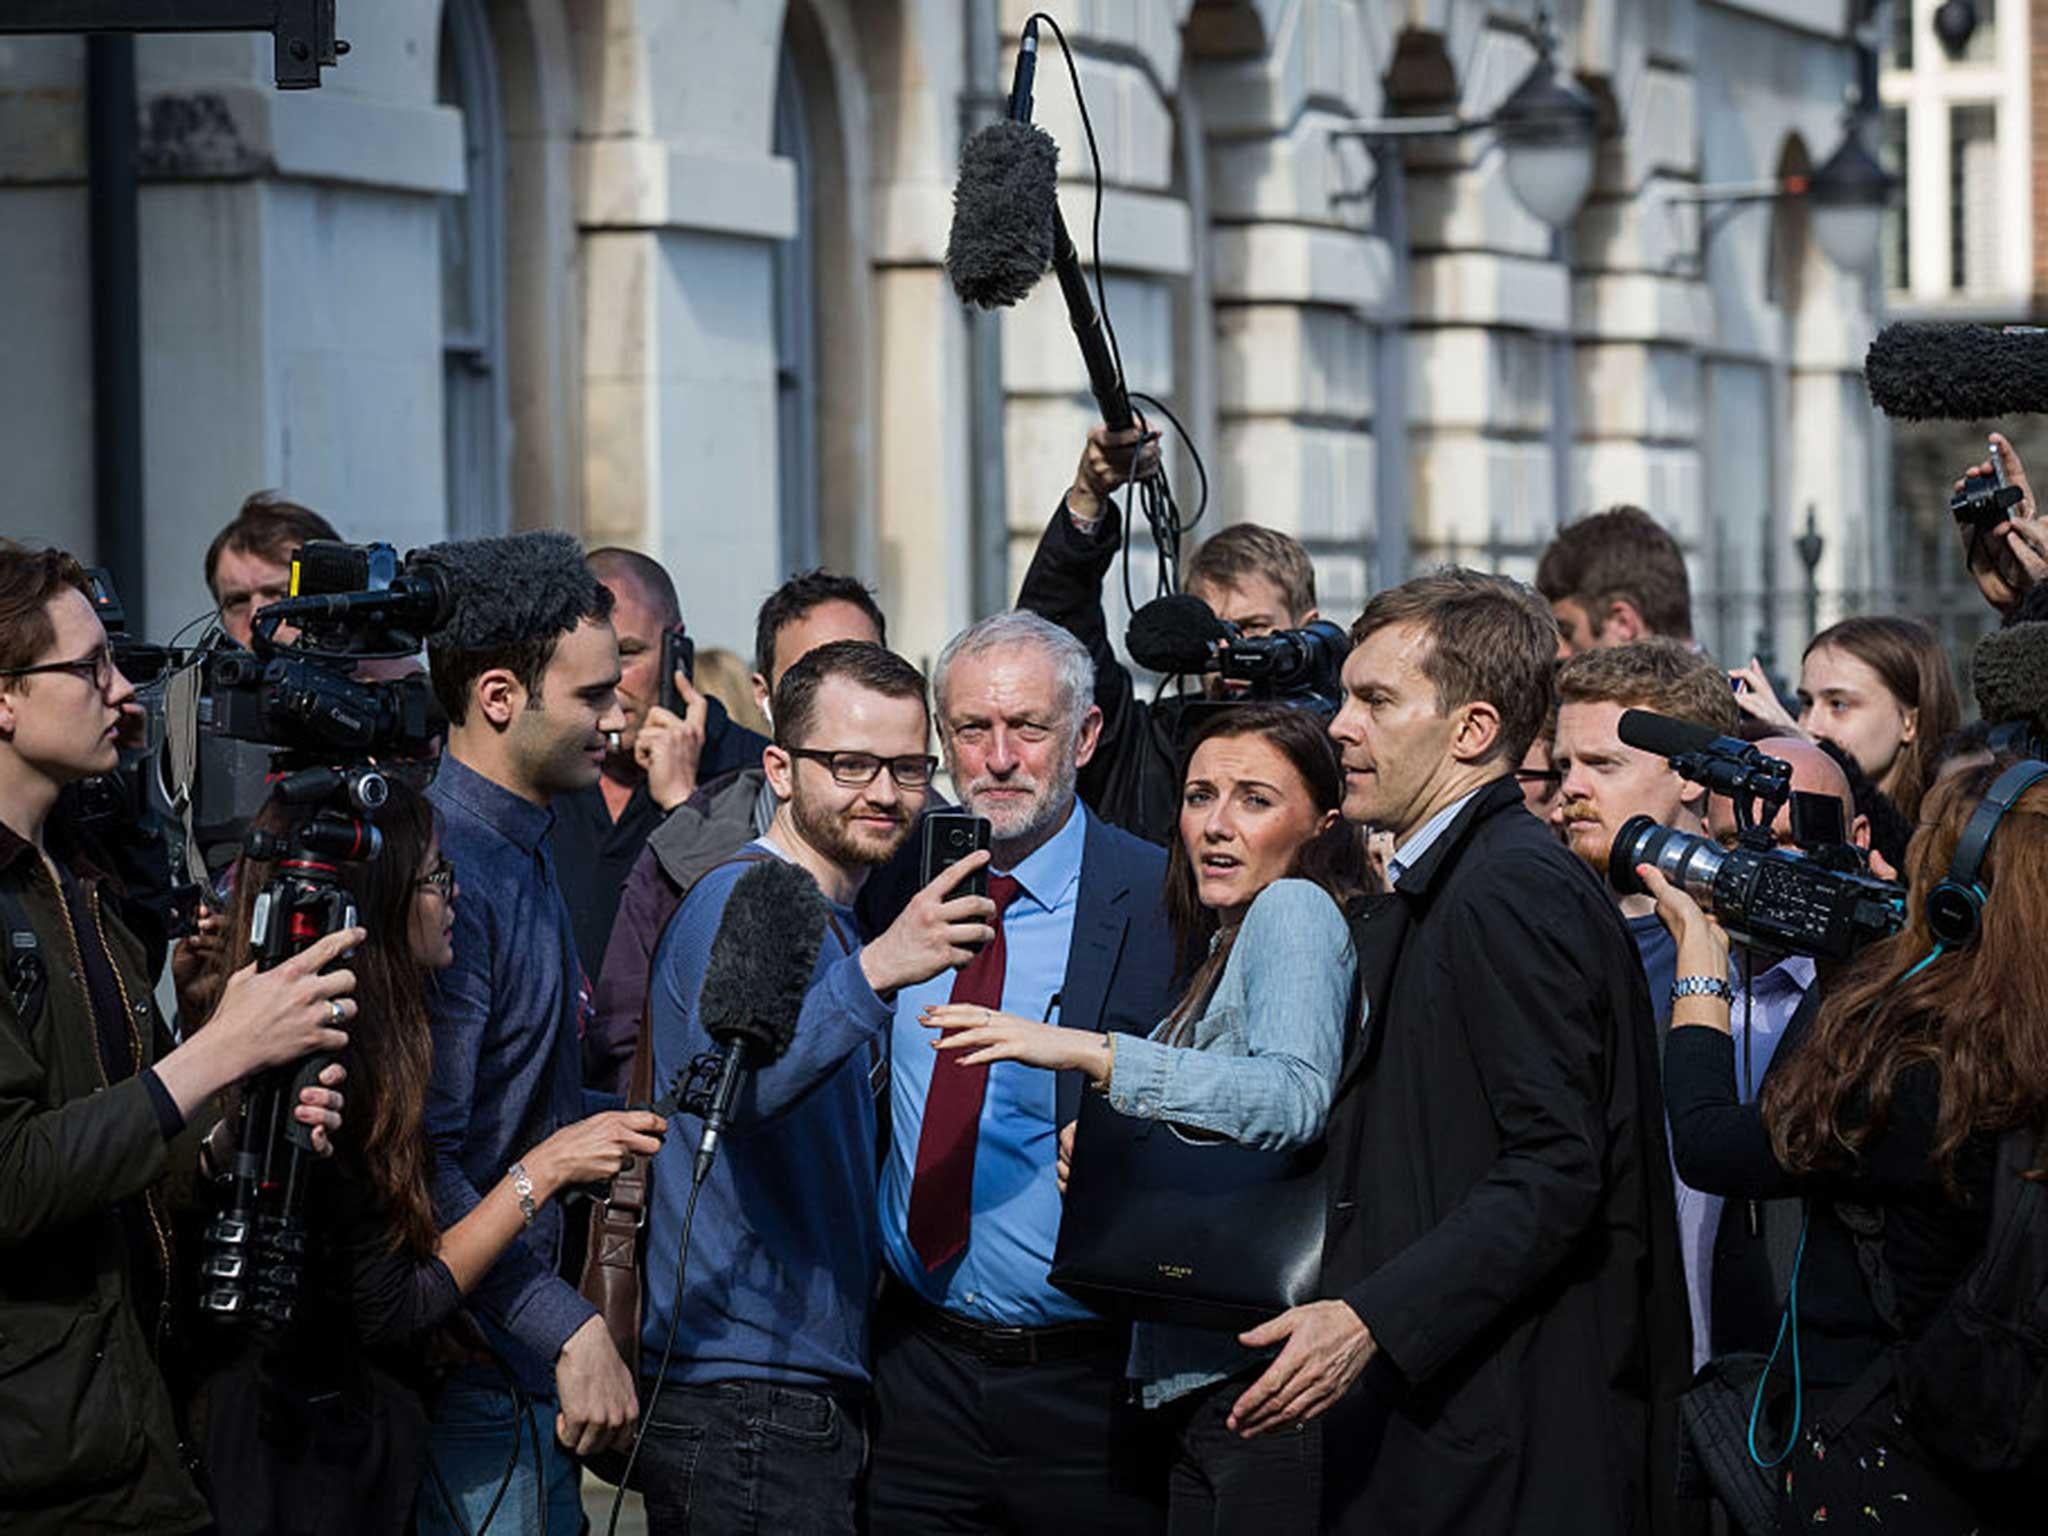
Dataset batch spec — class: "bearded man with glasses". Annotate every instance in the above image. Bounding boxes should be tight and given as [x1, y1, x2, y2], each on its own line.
[632, 639, 995, 1533]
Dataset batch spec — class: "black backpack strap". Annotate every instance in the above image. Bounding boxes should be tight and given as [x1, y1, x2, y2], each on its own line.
[0, 884, 48, 1030]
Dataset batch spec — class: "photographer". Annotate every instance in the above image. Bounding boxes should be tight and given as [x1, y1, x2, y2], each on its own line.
[1016, 424, 1325, 846]
[1642, 755, 2046, 1533]
[193, 777, 666, 1536]
[0, 542, 353, 1536]
[1953, 432, 2048, 622]
[204, 493, 342, 649]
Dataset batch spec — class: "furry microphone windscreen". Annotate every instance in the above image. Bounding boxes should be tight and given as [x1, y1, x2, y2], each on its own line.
[414, 530, 605, 653]
[1972, 593, 2048, 745]
[945, 119, 1060, 310]
[1125, 592, 1230, 676]
[697, 858, 828, 1064]
[1864, 322, 2048, 420]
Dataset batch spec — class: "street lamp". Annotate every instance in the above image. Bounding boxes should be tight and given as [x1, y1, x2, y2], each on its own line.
[1807, 129, 1890, 275]
[1493, 11, 1602, 232]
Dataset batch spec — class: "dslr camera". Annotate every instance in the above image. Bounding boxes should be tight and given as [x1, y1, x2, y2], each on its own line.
[1605, 712, 1906, 963]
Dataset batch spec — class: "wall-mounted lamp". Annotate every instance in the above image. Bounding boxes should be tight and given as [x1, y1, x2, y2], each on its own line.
[1329, 5, 1600, 235]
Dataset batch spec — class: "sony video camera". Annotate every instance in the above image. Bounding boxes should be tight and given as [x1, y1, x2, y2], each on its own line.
[1605, 711, 1906, 963]
[197, 539, 454, 1331]
[1125, 592, 1348, 717]
[199, 539, 448, 761]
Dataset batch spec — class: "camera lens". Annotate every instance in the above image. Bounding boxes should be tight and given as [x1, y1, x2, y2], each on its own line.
[1607, 816, 1727, 905]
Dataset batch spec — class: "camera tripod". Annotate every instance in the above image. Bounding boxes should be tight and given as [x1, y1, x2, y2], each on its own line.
[197, 764, 388, 1330]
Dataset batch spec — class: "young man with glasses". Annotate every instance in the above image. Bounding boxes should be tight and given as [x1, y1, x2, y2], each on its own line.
[0, 542, 357, 1536]
[634, 640, 996, 1534]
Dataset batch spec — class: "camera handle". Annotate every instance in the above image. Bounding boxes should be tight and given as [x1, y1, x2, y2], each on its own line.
[198, 803, 374, 1331]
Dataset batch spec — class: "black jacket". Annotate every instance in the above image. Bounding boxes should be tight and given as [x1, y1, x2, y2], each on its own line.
[1015, 498, 1194, 847]
[1320, 776, 1692, 1535]
[0, 824, 211, 1535]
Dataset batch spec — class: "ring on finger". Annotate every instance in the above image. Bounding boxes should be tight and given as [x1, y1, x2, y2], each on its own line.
[327, 998, 345, 1026]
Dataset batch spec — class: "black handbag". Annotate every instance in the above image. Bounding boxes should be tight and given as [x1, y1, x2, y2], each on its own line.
[1048, 1087, 1328, 1331]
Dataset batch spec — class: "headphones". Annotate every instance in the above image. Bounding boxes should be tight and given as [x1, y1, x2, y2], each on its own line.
[1917, 757, 2048, 960]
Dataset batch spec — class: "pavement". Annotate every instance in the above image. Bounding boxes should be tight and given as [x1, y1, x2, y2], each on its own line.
[581, 1481, 647, 1535]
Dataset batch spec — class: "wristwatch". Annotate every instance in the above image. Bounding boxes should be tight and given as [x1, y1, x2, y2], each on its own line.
[1670, 975, 1735, 1006]
[509, 1161, 537, 1226]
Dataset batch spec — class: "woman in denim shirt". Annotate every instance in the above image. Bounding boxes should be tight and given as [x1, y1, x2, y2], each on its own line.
[922, 704, 1364, 1534]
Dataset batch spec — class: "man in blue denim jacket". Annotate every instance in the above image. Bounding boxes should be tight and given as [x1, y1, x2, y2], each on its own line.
[417, 533, 629, 1535]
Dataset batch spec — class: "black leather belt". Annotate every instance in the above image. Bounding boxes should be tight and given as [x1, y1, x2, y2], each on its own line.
[886, 1281, 1117, 1367]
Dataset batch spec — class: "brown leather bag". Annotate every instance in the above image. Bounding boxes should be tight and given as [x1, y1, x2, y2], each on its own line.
[578, 994, 655, 1379]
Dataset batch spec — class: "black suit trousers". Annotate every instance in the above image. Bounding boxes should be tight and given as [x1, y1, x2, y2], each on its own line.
[862, 1303, 1167, 1535]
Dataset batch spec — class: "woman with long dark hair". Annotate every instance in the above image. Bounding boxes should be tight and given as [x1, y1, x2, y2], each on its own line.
[920, 704, 1366, 1534]
[193, 778, 665, 1535]
[1644, 756, 2048, 1532]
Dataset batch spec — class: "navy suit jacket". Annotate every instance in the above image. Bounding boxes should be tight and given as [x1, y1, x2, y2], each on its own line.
[1053, 806, 1176, 1123]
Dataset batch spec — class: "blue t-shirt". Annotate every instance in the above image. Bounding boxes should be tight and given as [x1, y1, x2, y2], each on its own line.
[641, 841, 893, 1389]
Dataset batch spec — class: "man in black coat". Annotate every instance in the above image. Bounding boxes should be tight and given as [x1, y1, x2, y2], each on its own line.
[1226, 568, 1691, 1535]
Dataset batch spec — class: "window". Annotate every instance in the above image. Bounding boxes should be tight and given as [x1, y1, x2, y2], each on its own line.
[772, 42, 820, 575]
[1889, 0, 1913, 68]
[438, 0, 509, 537]
[1959, 0, 1997, 62]
[1881, 106, 1909, 291]
[1948, 103, 1997, 292]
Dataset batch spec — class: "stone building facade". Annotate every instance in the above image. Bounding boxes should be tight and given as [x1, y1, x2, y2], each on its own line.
[1, 0, 1877, 671]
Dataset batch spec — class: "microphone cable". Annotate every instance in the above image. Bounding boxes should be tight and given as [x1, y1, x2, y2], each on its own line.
[421, 1340, 544, 1536]
[1027, 12, 1213, 613]
[604, 1170, 709, 1536]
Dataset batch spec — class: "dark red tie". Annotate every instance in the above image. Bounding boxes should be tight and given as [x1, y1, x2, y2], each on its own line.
[907, 873, 1024, 1271]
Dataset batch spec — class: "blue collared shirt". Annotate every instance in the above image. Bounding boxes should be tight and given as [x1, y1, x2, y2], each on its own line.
[1386, 784, 1489, 886]
[878, 801, 1093, 1325]
[424, 754, 596, 1394]
[1675, 948, 1812, 1368]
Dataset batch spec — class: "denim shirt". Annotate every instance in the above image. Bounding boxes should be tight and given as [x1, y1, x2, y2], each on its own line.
[1111, 878, 1356, 1407]
[424, 755, 596, 1395]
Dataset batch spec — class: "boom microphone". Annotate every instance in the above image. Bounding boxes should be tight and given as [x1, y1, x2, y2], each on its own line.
[1971, 589, 2048, 754]
[944, 19, 1133, 430]
[1126, 593, 1229, 675]
[1864, 322, 2048, 421]
[692, 857, 828, 1181]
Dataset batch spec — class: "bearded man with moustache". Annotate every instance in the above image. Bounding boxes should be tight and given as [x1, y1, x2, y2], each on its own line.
[1548, 640, 1740, 1380]
[866, 610, 1179, 1535]
[633, 640, 996, 1535]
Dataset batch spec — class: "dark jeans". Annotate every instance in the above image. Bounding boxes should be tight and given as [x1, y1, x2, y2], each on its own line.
[634, 1378, 864, 1536]
[1156, 1374, 1320, 1536]
[864, 1300, 1168, 1534]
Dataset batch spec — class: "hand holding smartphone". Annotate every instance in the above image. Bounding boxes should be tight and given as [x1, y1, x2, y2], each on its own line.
[921, 810, 993, 902]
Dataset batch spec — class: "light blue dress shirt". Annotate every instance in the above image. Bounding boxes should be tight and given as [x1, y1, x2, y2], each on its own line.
[1385, 784, 1487, 886]
[879, 802, 1096, 1325]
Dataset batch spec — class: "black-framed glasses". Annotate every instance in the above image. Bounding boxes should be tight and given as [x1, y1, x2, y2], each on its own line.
[414, 857, 456, 899]
[3, 646, 115, 694]
[787, 748, 937, 789]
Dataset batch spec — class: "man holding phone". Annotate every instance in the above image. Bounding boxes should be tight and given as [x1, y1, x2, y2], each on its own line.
[547, 548, 769, 983]
[867, 610, 1179, 1534]
[633, 640, 994, 1533]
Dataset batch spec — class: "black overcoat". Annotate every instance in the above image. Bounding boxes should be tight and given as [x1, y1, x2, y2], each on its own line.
[1319, 776, 1692, 1534]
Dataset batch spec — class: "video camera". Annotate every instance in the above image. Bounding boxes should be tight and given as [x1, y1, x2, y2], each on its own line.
[1604, 710, 1906, 964]
[194, 539, 453, 1331]
[1124, 593, 1348, 717]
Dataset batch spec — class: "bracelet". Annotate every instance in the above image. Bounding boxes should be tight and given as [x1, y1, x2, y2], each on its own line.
[509, 1161, 537, 1226]
[1670, 975, 1734, 1006]
[1092, 1032, 1116, 1092]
